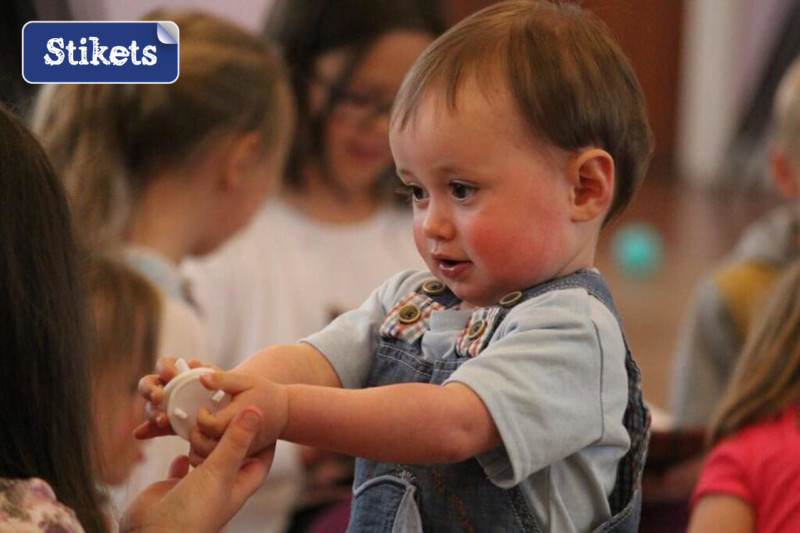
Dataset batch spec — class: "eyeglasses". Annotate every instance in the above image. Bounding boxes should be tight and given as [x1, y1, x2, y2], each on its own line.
[312, 72, 394, 126]
[332, 86, 394, 126]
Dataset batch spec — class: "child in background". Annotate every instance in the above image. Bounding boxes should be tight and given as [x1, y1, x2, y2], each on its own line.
[180, 1, 442, 529]
[85, 255, 161, 490]
[671, 57, 800, 429]
[142, 1, 652, 531]
[687, 262, 800, 532]
[29, 10, 294, 524]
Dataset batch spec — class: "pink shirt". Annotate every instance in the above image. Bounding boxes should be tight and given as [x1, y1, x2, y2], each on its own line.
[692, 404, 800, 532]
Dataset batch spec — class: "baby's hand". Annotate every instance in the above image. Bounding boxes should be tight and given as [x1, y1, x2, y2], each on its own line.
[187, 371, 289, 467]
[135, 357, 220, 440]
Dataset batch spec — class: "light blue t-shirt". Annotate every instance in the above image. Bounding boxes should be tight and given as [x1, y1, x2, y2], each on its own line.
[304, 269, 630, 532]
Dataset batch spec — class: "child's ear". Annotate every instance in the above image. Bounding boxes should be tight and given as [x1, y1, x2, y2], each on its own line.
[770, 146, 800, 200]
[220, 132, 263, 192]
[568, 148, 614, 223]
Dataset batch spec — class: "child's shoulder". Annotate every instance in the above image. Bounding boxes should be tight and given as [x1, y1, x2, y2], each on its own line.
[731, 204, 799, 265]
[500, 278, 621, 340]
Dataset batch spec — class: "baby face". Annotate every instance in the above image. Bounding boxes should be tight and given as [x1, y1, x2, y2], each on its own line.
[390, 82, 585, 307]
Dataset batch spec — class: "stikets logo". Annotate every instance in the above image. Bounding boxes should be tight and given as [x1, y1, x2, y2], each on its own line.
[22, 21, 179, 83]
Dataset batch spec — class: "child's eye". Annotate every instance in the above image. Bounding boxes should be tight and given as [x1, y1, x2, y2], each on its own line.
[450, 182, 476, 200]
[396, 184, 427, 203]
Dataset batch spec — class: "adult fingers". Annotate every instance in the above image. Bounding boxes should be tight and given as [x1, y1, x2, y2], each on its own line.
[200, 406, 264, 487]
[232, 445, 275, 502]
[138, 374, 164, 405]
[143, 401, 171, 428]
[168, 455, 191, 479]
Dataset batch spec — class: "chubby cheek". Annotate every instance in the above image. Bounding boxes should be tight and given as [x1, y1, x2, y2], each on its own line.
[466, 216, 557, 286]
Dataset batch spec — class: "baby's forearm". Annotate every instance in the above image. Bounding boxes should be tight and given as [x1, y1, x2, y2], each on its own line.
[280, 382, 501, 463]
[235, 342, 341, 388]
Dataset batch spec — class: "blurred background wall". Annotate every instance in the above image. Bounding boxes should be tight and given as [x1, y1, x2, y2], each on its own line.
[3, 0, 799, 409]
[6, 0, 797, 192]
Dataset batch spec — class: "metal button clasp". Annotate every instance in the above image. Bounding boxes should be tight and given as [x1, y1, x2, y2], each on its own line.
[466, 319, 487, 340]
[498, 290, 523, 307]
[398, 304, 422, 324]
[421, 279, 446, 296]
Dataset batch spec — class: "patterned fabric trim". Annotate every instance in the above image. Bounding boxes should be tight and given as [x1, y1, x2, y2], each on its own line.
[379, 292, 446, 345]
[454, 307, 503, 358]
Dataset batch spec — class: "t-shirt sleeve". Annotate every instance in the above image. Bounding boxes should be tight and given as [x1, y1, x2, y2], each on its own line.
[445, 288, 620, 487]
[302, 270, 428, 388]
[691, 436, 753, 508]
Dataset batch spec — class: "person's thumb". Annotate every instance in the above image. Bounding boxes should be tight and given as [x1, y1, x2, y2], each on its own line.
[231, 445, 275, 501]
[201, 406, 263, 485]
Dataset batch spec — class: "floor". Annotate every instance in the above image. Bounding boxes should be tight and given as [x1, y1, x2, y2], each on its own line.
[594, 173, 780, 413]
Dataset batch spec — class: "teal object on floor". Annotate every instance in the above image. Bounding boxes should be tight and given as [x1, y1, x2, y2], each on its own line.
[611, 222, 664, 278]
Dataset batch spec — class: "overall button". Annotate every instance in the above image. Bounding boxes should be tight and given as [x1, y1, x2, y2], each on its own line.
[466, 319, 487, 340]
[398, 304, 422, 324]
[498, 290, 523, 307]
[421, 279, 446, 296]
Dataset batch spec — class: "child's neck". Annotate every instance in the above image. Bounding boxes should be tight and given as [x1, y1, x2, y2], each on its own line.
[125, 177, 202, 264]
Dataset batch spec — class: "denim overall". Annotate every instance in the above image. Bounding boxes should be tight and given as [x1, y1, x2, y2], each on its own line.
[347, 270, 650, 533]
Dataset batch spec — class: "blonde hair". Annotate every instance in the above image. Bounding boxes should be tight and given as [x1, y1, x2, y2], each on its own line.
[392, 0, 653, 224]
[771, 57, 800, 166]
[708, 261, 800, 445]
[30, 11, 292, 250]
[85, 253, 161, 376]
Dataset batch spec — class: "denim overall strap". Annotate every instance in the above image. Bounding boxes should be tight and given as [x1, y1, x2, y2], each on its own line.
[348, 270, 650, 533]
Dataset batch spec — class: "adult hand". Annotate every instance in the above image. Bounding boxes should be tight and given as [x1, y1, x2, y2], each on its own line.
[119, 406, 273, 533]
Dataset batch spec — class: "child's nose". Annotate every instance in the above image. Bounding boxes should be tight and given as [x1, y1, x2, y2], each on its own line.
[421, 202, 454, 240]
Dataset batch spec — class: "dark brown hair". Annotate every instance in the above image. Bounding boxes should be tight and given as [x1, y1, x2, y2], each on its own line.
[267, 0, 445, 194]
[392, 0, 653, 223]
[0, 103, 106, 532]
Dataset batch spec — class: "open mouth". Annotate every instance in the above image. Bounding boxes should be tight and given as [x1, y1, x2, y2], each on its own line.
[435, 257, 469, 278]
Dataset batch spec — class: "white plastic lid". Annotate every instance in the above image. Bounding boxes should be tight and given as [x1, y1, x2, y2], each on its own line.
[163, 365, 231, 440]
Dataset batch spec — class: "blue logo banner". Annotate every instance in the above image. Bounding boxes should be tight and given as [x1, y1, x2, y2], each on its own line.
[23, 21, 179, 83]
